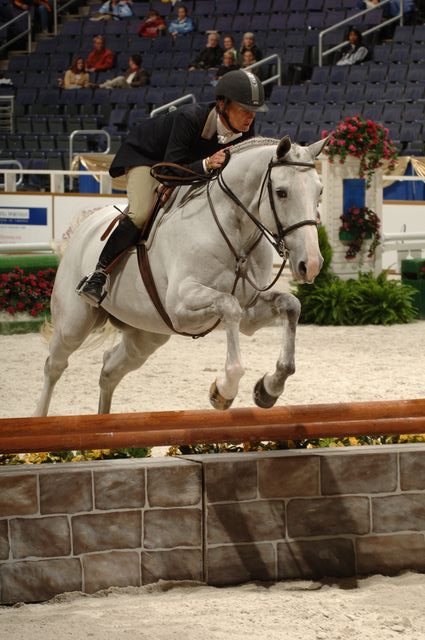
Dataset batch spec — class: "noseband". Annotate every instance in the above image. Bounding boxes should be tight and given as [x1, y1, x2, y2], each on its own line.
[218, 157, 318, 257]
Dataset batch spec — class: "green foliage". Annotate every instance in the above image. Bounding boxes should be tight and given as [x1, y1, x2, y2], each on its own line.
[0, 447, 151, 465]
[294, 226, 417, 326]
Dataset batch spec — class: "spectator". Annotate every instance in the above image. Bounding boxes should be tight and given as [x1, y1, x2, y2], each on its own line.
[216, 50, 239, 80]
[222, 34, 239, 61]
[189, 31, 223, 70]
[239, 32, 262, 63]
[89, 0, 133, 21]
[12, 0, 52, 34]
[168, 4, 194, 39]
[98, 54, 150, 88]
[138, 8, 167, 38]
[85, 35, 115, 72]
[59, 56, 90, 89]
[336, 27, 369, 66]
[241, 49, 265, 81]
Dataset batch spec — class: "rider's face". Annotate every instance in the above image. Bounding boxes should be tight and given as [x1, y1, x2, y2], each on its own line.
[225, 102, 256, 132]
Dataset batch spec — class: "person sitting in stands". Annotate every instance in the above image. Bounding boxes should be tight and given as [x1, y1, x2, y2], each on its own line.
[76, 69, 268, 306]
[336, 27, 369, 66]
[222, 34, 238, 62]
[98, 54, 150, 88]
[85, 35, 115, 73]
[12, 0, 52, 34]
[89, 0, 133, 21]
[189, 31, 223, 70]
[60, 57, 90, 89]
[138, 9, 167, 38]
[168, 4, 194, 38]
[241, 49, 264, 79]
[239, 32, 262, 64]
[215, 50, 239, 80]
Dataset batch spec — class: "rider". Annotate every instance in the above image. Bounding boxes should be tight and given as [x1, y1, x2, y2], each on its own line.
[76, 69, 268, 306]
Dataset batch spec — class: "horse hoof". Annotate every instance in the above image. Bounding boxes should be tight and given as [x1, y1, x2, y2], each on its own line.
[253, 376, 279, 409]
[209, 381, 234, 411]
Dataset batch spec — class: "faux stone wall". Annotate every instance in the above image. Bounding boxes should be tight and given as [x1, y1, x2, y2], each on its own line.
[1, 444, 425, 603]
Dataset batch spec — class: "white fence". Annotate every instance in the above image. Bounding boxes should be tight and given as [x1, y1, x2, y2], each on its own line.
[0, 168, 424, 272]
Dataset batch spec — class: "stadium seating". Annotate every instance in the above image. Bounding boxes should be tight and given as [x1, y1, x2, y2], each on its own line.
[1, 0, 425, 174]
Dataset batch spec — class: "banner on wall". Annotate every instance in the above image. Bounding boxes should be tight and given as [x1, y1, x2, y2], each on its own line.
[0, 196, 52, 244]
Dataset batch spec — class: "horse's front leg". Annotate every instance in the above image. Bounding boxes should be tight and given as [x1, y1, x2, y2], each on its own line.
[240, 291, 301, 408]
[174, 284, 245, 410]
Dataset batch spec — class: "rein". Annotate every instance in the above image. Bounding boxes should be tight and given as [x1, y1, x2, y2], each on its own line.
[142, 154, 318, 338]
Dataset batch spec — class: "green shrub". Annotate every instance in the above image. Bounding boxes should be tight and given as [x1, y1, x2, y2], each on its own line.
[294, 226, 417, 325]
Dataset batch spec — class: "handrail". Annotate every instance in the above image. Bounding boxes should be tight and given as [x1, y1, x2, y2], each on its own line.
[244, 53, 282, 87]
[150, 93, 197, 118]
[0, 159, 23, 189]
[69, 129, 111, 189]
[69, 129, 111, 171]
[318, 0, 403, 66]
[0, 11, 31, 54]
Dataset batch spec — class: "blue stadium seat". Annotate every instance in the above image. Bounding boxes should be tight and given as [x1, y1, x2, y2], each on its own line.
[399, 123, 422, 142]
[269, 85, 290, 104]
[310, 66, 330, 84]
[345, 84, 364, 103]
[306, 83, 326, 103]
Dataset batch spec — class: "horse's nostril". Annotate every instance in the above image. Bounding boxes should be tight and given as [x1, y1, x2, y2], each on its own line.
[298, 261, 307, 277]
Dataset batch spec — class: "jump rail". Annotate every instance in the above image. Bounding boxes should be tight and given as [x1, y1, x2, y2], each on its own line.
[1, 398, 424, 454]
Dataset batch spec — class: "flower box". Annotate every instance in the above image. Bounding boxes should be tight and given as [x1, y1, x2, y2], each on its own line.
[339, 230, 372, 242]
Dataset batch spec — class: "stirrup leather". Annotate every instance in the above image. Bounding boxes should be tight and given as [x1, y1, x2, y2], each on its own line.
[76, 269, 109, 307]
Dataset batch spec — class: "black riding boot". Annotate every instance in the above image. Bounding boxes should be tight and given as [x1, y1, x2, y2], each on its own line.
[76, 216, 141, 306]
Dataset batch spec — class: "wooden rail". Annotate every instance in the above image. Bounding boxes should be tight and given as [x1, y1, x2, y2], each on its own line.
[0, 399, 424, 454]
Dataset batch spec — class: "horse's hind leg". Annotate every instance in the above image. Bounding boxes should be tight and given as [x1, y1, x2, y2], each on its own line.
[98, 327, 170, 414]
[34, 305, 107, 416]
[240, 291, 301, 408]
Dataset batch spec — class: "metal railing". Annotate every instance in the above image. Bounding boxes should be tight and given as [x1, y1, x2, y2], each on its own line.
[318, 0, 403, 66]
[68, 129, 111, 189]
[0, 11, 31, 55]
[244, 53, 282, 87]
[150, 93, 197, 118]
[0, 159, 23, 189]
[0, 168, 114, 193]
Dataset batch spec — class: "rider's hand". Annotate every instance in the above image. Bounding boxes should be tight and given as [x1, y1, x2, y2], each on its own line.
[206, 150, 227, 171]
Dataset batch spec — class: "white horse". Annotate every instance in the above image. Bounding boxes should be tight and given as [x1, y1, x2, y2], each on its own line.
[35, 136, 326, 416]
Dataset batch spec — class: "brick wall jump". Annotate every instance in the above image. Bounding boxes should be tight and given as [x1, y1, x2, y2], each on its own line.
[1, 444, 425, 603]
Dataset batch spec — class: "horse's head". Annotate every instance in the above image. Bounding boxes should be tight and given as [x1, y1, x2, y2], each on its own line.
[263, 135, 327, 284]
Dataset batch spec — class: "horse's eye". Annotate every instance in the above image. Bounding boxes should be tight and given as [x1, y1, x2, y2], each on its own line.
[276, 189, 287, 199]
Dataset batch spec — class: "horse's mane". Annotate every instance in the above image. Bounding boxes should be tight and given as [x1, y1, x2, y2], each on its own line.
[229, 137, 280, 156]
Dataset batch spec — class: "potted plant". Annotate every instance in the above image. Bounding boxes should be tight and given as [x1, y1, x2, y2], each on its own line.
[339, 205, 381, 259]
[323, 115, 398, 187]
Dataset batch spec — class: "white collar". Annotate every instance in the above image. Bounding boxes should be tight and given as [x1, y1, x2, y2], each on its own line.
[216, 113, 242, 144]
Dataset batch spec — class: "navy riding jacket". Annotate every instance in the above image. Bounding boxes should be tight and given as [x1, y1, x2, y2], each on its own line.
[109, 103, 255, 178]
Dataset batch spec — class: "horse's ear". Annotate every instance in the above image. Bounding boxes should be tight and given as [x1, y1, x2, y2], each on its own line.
[309, 137, 329, 159]
[276, 135, 291, 159]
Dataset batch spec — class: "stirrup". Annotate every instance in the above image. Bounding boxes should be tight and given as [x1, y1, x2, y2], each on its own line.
[76, 270, 109, 307]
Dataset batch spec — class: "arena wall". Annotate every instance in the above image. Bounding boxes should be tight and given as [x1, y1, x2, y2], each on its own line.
[1, 443, 425, 604]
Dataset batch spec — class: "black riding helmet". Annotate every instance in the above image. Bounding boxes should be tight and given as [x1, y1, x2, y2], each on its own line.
[215, 69, 268, 113]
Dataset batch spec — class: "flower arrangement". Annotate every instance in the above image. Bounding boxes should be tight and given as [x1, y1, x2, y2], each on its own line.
[339, 205, 380, 259]
[0, 267, 56, 317]
[323, 115, 398, 187]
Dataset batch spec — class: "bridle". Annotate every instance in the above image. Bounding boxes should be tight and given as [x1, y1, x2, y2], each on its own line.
[215, 156, 318, 259]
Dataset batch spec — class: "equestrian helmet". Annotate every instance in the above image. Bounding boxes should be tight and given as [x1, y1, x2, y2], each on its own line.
[215, 69, 268, 112]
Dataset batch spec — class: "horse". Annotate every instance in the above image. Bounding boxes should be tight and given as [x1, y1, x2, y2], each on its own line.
[34, 135, 326, 417]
